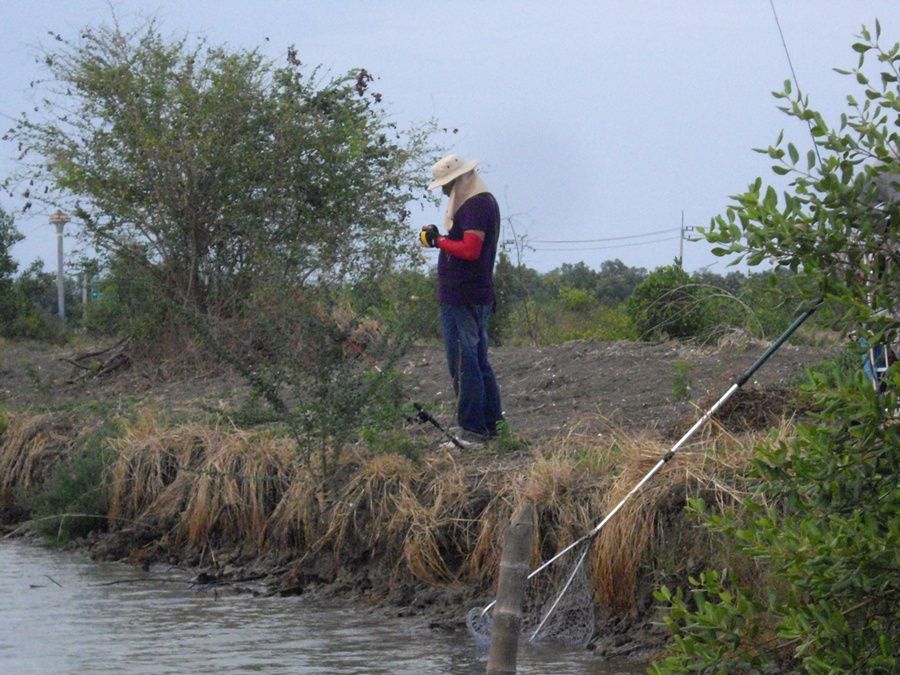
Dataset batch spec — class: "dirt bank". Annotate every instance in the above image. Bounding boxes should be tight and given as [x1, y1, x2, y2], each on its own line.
[0, 336, 836, 661]
[1, 335, 834, 438]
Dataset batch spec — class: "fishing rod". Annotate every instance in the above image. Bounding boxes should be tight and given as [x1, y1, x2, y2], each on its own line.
[473, 299, 822, 641]
[410, 402, 465, 450]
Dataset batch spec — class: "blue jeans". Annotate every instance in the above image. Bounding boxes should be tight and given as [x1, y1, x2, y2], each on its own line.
[440, 303, 503, 436]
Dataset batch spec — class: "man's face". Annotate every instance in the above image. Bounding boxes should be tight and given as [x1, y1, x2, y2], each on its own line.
[441, 180, 455, 197]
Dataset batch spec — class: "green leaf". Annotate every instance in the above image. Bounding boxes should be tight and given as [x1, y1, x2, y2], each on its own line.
[788, 143, 799, 164]
[747, 251, 766, 265]
[852, 42, 871, 54]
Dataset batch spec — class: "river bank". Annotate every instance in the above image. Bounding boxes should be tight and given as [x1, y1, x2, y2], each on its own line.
[0, 337, 837, 665]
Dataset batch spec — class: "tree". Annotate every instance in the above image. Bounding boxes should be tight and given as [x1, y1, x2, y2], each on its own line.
[492, 251, 542, 344]
[705, 25, 898, 338]
[654, 24, 898, 673]
[594, 259, 647, 305]
[0, 207, 22, 327]
[553, 261, 598, 292]
[692, 269, 744, 297]
[8, 19, 435, 320]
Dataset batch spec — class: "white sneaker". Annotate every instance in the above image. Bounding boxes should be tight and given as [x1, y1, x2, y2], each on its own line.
[441, 429, 488, 450]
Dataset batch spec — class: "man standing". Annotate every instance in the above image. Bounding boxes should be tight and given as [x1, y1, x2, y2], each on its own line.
[420, 154, 503, 447]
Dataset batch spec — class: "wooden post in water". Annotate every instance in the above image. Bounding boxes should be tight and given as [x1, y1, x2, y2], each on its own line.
[486, 502, 533, 675]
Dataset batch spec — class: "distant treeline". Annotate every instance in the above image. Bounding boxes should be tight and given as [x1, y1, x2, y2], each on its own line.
[399, 253, 814, 346]
[0, 231, 812, 348]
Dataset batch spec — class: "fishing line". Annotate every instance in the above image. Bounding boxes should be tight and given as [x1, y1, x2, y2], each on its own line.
[769, 0, 823, 165]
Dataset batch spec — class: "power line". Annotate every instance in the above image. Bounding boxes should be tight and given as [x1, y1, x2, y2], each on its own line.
[530, 235, 681, 252]
[528, 227, 679, 244]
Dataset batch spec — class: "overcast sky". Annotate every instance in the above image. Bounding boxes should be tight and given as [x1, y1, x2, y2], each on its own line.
[1, 1, 895, 274]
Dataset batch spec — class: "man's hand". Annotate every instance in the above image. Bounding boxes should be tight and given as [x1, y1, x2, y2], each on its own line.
[419, 224, 440, 248]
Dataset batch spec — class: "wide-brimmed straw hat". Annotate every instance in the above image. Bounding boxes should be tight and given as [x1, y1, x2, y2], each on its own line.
[427, 154, 479, 191]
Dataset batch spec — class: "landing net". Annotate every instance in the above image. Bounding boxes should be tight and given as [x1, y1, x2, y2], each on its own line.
[466, 541, 595, 648]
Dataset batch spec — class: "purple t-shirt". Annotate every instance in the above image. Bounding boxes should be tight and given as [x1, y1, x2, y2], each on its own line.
[437, 192, 500, 306]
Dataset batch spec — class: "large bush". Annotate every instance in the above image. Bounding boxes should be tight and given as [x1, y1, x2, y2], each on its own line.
[653, 23, 898, 673]
[9, 21, 434, 319]
[5, 17, 440, 473]
[0, 207, 22, 330]
[0, 256, 71, 342]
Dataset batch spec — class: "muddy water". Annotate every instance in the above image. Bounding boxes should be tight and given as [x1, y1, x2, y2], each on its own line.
[0, 540, 645, 674]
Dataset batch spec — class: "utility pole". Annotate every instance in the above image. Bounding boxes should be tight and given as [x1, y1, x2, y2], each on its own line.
[679, 211, 694, 269]
[49, 210, 70, 319]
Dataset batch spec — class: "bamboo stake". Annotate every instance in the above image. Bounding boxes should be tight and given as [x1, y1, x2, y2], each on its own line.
[487, 502, 533, 675]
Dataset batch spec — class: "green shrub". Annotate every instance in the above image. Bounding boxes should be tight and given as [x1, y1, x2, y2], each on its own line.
[670, 361, 692, 402]
[378, 269, 442, 343]
[654, 366, 899, 673]
[22, 422, 119, 542]
[558, 286, 596, 312]
[8, 307, 68, 343]
[502, 301, 635, 345]
[626, 264, 714, 341]
[81, 287, 128, 336]
[491, 419, 529, 454]
[359, 427, 421, 462]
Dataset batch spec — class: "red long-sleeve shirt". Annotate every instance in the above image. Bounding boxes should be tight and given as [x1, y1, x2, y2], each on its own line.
[437, 230, 484, 261]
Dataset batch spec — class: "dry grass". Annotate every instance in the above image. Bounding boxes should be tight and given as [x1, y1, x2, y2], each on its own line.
[398, 453, 472, 585]
[0, 412, 71, 498]
[461, 426, 623, 591]
[2, 402, 777, 617]
[175, 432, 295, 547]
[592, 421, 761, 612]
[318, 451, 419, 564]
[266, 463, 324, 550]
[108, 409, 295, 550]
[107, 408, 209, 527]
[460, 465, 521, 584]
